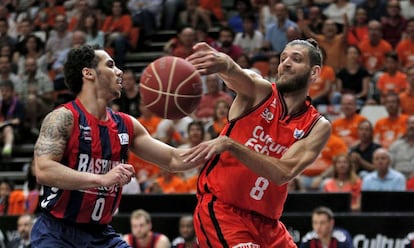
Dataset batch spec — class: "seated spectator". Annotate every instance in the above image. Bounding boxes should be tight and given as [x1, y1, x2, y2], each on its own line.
[154, 116, 193, 147]
[13, 34, 47, 75]
[357, 20, 393, 75]
[0, 179, 25, 215]
[172, 215, 199, 248]
[228, 0, 252, 33]
[361, 148, 406, 191]
[163, 25, 196, 58]
[111, 70, 141, 118]
[0, 55, 21, 93]
[406, 231, 414, 248]
[177, 0, 198, 28]
[75, 10, 105, 48]
[388, 115, 414, 179]
[264, 54, 280, 82]
[127, 0, 163, 46]
[347, 7, 369, 46]
[44, 14, 72, 69]
[178, 121, 205, 193]
[233, 12, 263, 58]
[322, 154, 362, 211]
[101, 0, 133, 69]
[381, 0, 406, 49]
[0, 80, 25, 157]
[6, 214, 35, 248]
[335, 45, 371, 106]
[399, 65, 414, 115]
[373, 92, 408, 149]
[193, 74, 233, 122]
[349, 120, 381, 176]
[123, 209, 171, 247]
[288, 177, 306, 192]
[128, 103, 162, 192]
[66, 0, 90, 31]
[376, 52, 408, 103]
[33, 0, 66, 34]
[299, 206, 354, 248]
[395, 18, 414, 70]
[149, 169, 188, 194]
[332, 94, 367, 148]
[212, 27, 244, 61]
[19, 57, 54, 136]
[191, 0, 224, 30]
[235, 53, 262, 75]
[206, 99, 230, 140]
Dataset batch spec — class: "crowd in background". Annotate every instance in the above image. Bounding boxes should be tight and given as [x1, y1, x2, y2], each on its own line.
[0, 0, 414, 223]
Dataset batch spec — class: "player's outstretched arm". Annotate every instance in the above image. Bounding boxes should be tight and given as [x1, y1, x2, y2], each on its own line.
[187, 42, 271, 103]
[183, 117, 332, 185]
[34, 108, 134, 190]
[129, 117, 206, 172]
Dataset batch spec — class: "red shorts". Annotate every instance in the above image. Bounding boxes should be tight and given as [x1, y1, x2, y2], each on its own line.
[194, 194, 296, 248]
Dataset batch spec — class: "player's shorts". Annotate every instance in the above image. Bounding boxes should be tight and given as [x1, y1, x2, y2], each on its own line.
[194, 194, 296, 248]
[31, 213, 130, 248]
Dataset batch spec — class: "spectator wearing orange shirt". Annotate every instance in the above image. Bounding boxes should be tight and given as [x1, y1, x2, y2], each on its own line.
[395, 18, 414, 69]
[101, 0, 133, 69]
[347, 7, 369, 46]
[358, 20, 393, 74]
[151, 169, 188, 194]
[322, 154, 362, 211]
[376, 51, 408, 103]
[332, 94, 367, 147]
[0, 179, 25, 215]
[399, 65, 414, 115]
[128, 104, 163, 192]
[301, 133, 348, 190]
[374, 92, 409, 148]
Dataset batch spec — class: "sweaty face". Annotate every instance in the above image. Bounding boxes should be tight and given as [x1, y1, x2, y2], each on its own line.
[277, 45, 311, 93]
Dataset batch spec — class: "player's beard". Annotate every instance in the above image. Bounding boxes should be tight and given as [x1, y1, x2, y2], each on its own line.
[276, 70, 310, 93]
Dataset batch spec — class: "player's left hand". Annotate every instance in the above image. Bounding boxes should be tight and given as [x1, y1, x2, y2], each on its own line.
[182, 136, 232, 162]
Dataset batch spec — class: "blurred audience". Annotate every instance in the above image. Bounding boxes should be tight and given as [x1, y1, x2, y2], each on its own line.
[6, 214, 34, 248]
[0, 179, 24, 216]
[322, 154, 362, 211]
[163, 25, 196, 58]
[399, 65, 414, 115]
[205, 99, 230, 140]
[361, 148, 406, 191]
[388, 115, 414, 180]
[111, 70, 141, 118]
[172, 215, 199, 248]
[373, 93, 408, 149]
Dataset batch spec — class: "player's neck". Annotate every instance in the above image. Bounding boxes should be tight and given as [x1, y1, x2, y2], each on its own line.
[77, 94, 109, 121]
[282, 91, 308, 116]
[137, 232, 153, 246]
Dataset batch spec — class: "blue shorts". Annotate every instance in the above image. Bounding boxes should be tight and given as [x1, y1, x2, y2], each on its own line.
[31, 213, 130, 248]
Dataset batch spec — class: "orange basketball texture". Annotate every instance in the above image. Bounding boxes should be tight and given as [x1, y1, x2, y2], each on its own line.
[139, 56, 203, 119]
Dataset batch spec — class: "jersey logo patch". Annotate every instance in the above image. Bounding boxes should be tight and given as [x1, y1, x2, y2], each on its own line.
[118, 133, 129, 145]
[293, 128, 305, 139]
[80, 125, 92, 141]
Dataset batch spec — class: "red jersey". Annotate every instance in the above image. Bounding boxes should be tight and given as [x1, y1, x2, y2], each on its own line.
[197, 84, 322, 219]
[40, 99, 134, 224]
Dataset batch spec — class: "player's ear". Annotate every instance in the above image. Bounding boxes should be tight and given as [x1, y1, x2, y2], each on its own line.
[82, 68, 94, 80]
[310, 66, 321, 80]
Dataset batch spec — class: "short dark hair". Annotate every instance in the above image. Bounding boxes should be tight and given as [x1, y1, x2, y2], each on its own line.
[64, 45, 100, 95]
[187, 121, 205, 139]
[286, 38, 322, 67]
[385, 51, 399, 62]
[313, 206, 334, 220]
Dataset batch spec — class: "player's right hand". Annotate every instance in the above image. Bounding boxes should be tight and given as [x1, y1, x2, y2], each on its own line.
[186, 42, 232, 75]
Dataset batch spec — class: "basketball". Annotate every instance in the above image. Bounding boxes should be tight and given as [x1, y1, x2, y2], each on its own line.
[139, 56, 203, 119]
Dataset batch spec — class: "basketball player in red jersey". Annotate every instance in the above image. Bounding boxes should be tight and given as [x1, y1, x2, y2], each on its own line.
[31, 45, 206, 247]
[185, 39, 332, 247]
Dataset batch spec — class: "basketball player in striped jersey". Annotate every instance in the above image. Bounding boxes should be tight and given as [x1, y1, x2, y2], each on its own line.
[31, 45, 206, 247]
[185, 39, 332, 247]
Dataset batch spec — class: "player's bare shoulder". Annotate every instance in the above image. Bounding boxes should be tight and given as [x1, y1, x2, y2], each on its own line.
[310, 115, 332, 143]
[34, 107, 74, 158]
